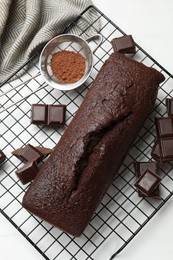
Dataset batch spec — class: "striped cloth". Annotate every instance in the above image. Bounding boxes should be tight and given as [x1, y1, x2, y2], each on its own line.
[0, 0, 99, 83]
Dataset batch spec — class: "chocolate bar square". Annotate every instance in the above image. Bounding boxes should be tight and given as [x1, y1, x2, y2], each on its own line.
[31, 104, 48, 124]
[16, 161, 39, 184]
[35, 146, 52, 157]
[48, 105, 66, 125]
[151, 140, 160, 162]
[134, 169, 161, 197]
[166, 98, 173, 116]
[160, 137, 173, 161]
[12, 144, 43, 163]
[151, 139, 173, 163]
[155, 117, 173, 138]
[134, 162, 160, 199]
[154, 117, 173, 162]
[111, 35, 136, 54]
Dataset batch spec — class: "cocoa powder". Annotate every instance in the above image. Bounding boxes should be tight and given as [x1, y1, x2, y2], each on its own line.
[51, 50, 86, 84]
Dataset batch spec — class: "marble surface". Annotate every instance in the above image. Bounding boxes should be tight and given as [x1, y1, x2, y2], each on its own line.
[1, 0, 173, 259]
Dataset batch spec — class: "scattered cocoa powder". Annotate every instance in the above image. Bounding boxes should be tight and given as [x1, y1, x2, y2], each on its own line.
[51, 50, 86, 84]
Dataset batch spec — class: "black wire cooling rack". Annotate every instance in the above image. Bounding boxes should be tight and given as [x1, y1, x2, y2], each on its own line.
[1, 5, 173, 260]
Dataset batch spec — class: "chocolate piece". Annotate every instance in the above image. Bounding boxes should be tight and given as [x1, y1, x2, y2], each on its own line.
[159, 137, 173, 161]
[31, 104, 66, 126]
[151, 139, 171, 163]
[35, 146, 52, 157]
[154, 117, 173, 162]
[134, 169, 161, 196]
[155, 117, 173, 138]
[48, 105, 66, 125]
[12, 144, 43, 163]
[16, 161, 39, 184]
[151, 140, 161, 162]
[0, 150, 6, 164]
[31, 104, 48, 124]
[134, 161, 160, 199]
[166, 98, 173, 116]
[12, 145, 52, 163]
[111, 35, 136, 54]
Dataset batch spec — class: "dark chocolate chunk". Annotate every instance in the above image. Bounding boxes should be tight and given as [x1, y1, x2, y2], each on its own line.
[31, 104, 48, 124]
[12, 145, 52, 163]
[155, 117, 173, 138]
[134, 161, 160, 199]
[159, 137, 173, 161]
[31, 104, 66, 126]
[35, 146, 52, 157]
[16, 161, 39, 184]
[153, 117, 173, 162]
[166, 98, 173, 116]
[111, 35, 136, 54]
[134, 169, 161, 196]
[12, 144, 43, 163]
[48, 105, 66, 125]
[153, 139, 173, 162]
[0, 150, 6, 164]
[151, 140, 161, 162]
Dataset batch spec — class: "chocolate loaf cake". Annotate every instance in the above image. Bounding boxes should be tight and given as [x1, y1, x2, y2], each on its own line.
[22, 52, 165, 236]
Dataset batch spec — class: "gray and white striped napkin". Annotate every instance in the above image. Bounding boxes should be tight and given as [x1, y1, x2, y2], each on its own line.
[0, 0, 99, 83]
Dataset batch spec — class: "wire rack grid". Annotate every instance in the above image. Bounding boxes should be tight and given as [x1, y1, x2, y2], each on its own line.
[1, 5, 173, 260]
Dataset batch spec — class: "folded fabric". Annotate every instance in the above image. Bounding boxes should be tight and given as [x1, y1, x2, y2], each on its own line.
[0, 0, 99, 83]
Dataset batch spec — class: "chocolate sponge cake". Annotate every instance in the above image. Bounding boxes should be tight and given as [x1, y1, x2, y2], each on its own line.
[22, 52, 165, 236]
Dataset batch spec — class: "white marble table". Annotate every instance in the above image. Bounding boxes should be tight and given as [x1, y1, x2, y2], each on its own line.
[1, 0, 173, 259]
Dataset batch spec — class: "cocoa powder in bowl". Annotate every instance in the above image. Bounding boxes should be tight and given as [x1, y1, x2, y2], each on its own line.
[51, 50, 86, 84]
